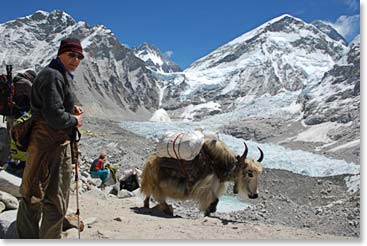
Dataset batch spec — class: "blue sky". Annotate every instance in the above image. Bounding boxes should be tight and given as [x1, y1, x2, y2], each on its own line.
[0, 0, 361, 69]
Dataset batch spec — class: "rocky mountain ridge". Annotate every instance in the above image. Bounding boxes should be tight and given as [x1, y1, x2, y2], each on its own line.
[0, 10, 162, 120]
[1, 11, 359, 125]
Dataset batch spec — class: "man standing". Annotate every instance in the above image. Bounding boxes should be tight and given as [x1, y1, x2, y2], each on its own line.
[16, 38, 84, 239]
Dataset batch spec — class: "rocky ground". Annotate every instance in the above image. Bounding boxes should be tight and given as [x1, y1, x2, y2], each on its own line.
[64, 190, 355, 240]
[0, 116, 360, 239]
[74, 117, 360, 239]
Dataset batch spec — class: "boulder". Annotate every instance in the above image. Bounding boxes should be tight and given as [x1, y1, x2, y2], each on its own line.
[0, 201, 5, 213]
[0, 210, 17, 239]
[0, 191, 19, 210]
[0, 170, 21, 197]
[117, 189, 134, 199]
[63, 213, 84, 232]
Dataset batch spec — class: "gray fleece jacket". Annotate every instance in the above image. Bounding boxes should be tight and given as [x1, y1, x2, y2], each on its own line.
[31, 58, 77, 134]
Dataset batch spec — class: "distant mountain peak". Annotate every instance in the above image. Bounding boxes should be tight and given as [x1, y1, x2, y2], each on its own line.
[10, 9, 77, 28]
[26, 9, 75, 22]
[221, 14, 307, 49]
[32, 10, 49, 17]
[267, 14, 303, 24]
[134, 42, 182, 73]
[48, 10, 76, 24]
[180, 14, 348, 116]
[136, 42, 168, 59]
[139, 42, 159, 50]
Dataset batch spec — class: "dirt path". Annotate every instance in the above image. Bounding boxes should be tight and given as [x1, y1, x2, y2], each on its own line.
[64, 190, 353, 240]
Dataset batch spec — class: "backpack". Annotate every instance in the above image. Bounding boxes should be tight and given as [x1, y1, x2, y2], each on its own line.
[0, 65, 15, 117]
[10, 111, 33, 152]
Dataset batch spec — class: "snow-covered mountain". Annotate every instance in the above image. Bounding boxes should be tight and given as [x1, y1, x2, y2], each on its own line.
[300, 35, 360, 126]
[161, 14, 348, 116]
[0, 10, 160, 120]
[311, 20, 347, 45]
[0, 10, 360, 165]
[296, 35, 360, 158]
[0, 11, 360, 158]
[154, 14, 359, 162]
[134, 43, 181, 73]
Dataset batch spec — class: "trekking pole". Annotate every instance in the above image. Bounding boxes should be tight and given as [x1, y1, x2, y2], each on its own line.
[71, 128, 81, 239]
[6, 65, 13, 117]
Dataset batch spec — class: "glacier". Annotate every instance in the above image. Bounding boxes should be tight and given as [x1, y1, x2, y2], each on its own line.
[119, 116, 359, 178]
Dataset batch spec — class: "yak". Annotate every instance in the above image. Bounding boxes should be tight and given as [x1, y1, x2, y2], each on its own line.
[141, 138, 263, 216]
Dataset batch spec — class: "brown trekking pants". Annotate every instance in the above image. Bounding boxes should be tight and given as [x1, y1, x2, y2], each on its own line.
[16, 120, 72, 239]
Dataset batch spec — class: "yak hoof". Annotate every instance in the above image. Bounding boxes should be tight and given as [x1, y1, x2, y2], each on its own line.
[204, 198, 219, 216]
[163, 207, 173, 216]
[208, 198, 219, 213]
[153, 204, 174, 216]
[163, 204, 174, 216]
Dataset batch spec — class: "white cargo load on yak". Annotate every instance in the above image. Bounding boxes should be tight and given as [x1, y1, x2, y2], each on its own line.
[155, 131, 205, 161]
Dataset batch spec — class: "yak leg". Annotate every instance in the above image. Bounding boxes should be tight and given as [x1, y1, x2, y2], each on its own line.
[144, 196, 150, 208]
[233, 182, 239, 194]
[204, 198, 219, 216]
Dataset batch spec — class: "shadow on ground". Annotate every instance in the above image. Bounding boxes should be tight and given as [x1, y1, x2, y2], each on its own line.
[130, 206, 182, 219]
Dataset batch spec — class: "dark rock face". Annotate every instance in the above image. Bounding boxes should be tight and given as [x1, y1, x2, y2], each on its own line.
[311, 20, 347, 45]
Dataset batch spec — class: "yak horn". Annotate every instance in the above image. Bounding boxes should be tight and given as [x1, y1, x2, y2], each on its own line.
[240, 142, 248, 160]
[257, 147, 264, 162]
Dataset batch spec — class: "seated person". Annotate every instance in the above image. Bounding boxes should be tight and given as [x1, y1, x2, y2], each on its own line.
[90, 153, 109, 185]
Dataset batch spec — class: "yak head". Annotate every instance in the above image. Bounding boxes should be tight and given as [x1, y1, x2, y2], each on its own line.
[233, 142, 263, 199]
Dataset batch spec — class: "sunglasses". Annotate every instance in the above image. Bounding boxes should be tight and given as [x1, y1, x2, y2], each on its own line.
[67, 52, 84, 60]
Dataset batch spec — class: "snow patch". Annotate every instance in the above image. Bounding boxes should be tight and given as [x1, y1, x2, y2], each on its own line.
[292, 122, 340, 143]
[180, 102, 221, 121]
[329, 139, 360, 152]
[149, 109, 171, 122]
[344, 174, 360, 193]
